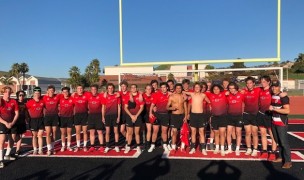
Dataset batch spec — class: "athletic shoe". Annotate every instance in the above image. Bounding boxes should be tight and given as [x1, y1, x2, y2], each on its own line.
[148, 144, 155, 153]
[282, 162, 292, 169]
[73, 147, 79, 153]
[167, 144, 172, 151]
[260, 152, 268, 159]
[235, 149, 240, 156]
[53, 150, 56, 155]
[245, 148, 252, 155]
[67, 147, 73, 152]
[33, 150, 38, 155]
[38, 151, 43, 155]
[209, 143, 215, 150]
[213, 149, 219, 154]
[83, 147, 88, 152]
[225, 149, 233, 154]
[104, 147, 110, 153]
[15, 150, 20, 156]
[88, 147, 95, 153]
[231, 143, 236, 151]
[114, 146, 120, 153]
[202, 149, 207, 155]
[163, 144, 169, 152]
[47, 150, 52, 156]
[272, 157, 283, 163]
[251, 149, 258, 157]
[221, 150, 225, 156]
[136, 147, 141, 153]
[268, 153, 276, 161]
[189, 148, 196, 154]
[60, 147, 65, 152]
[124, 146, 131, 154]
[98, 147, 104, 153]
[4, 155, 16, 160]
[0, 161, 4, 168]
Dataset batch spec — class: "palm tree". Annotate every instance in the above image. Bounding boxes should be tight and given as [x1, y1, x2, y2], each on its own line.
[19, 62, 29, 90]
[85, 59, 101, 85]
[68, 66, 81, 89]
[9, 63, 21, 89]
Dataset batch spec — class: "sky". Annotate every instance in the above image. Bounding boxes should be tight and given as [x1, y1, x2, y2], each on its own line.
[0, 0, 303, 78]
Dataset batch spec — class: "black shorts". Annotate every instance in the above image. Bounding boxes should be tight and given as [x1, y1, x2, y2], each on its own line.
[189, 113, 208, 128]
[210, 115, 227, 130]
[10, 123, 27, 134]
[88, 113, 104, 130]
[74, 113, 88, 126]
[257, 111, 272, 128]
[0, 123, 10, 134]
[105, 114, 119, 127]
[170, 114, 184, 129]
[59, 117, 74, 128]
[29, 118, 45, 131]
[144, 114, 150, 124]
[227, 115, 244, 127]
[154, 113, 170, 127]
[120, 112, 127, 125]
[126, 115, 143, 127]
[243, 113, 258, 126]
[44, 115, 59, 127]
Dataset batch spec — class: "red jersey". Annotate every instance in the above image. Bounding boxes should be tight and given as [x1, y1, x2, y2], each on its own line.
[59, 96, 74, 117]
[152, 91, 169, 113]
[227, 92, 244, 116]
[143, 93, 153, 114]
[243, 87, 260, 114]
[119, 91, 130, 113]
[0, 98, 19, 122]
[43, 94, 60, 115]
[73, 93, 89, 114]
[208, 92, 228, 116]
[87, 93, 103, 114]
[259, 88, 271, 113]
[26, 99, 44, 118]
[103, 93, 121, 115]
[127, 93, 144, 115]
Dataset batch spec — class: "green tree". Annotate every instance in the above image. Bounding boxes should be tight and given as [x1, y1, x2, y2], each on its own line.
[167, 73, 175, 81]
[230, 62, 246, 69]
[154, 65, 171, 70]
[68, 66, 82, 89]
[19, 62, 29, 90]
[291, 53, 304, 73]
[9, 63, 21, 89]
[85, 59, 101, 86]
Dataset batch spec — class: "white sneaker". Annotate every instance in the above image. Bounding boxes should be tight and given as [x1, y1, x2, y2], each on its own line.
[251, 149, 258, 157]
[104, 147, 110, 153]
[163, 144, 169, 152]
[245, 148, 252, 155]
[136, 147, 141, 153]
[221, 150, 225, 156]
[67, 147, 73, 152]
[189, 148, 196, 154]
[124, 146, 131, 154]
[114, 146, 120, 153]
[60, 147, 65, 152]
[0, 161, 4, 168]
[33, 150, 38, 155]
[213, 149, 219, 154]
[38, 151, 43, 155]
[225, 149, 232, 154]
[167, 144, 172, 151]
[47, 150, 51, 156]
[235, 149, 240, 156]
[202, 149, 208, 155]
[148, 144, 155, 153]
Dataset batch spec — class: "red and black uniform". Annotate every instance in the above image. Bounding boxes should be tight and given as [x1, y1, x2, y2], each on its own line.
[102, 93, 121, 127]
[73, 93, 89, 126]
[26, 99, 45, 131]
[43, 94, 60, 126]
[257, 88, 272, 128]
[0, 98, 19, 134]
[119, 91, 130, 124]
[152, 91, 170, 126]
[11, 99, 28, 134]
[208, 92, 228, 130]
[87, 93, 104, 130]
[143, 93, 153, 123]
[227, 92, 244, 127]
[243, 87, 260, 126]
[59, 96, 74, 128]
[125, 93, 144, 127]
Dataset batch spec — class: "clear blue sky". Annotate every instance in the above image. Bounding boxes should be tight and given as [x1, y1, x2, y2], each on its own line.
[0, 0, 303, 78]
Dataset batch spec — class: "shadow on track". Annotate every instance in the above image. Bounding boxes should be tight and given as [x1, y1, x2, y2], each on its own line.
[16, 169, 64, 180]
[262, 161, 300, 180]
[197, 160, 241, 180]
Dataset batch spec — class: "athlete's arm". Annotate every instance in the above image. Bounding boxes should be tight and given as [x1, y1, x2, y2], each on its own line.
[136, 105, 144, 118]
[101, 105, 105, 123]
[149, 103, 156, 118]
[183, 101, 188, 122]
[11, 110, 19, 126]
[269, 104, 290, 114]
[117, 104, 121, 123]
[203, 94, 211, 104]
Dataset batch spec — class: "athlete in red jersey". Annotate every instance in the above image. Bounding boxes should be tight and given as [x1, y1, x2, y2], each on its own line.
[58, 87, 74, 152]
[0, 86, 19, 167]
[167, 80, 175, 93]
[87, 84, 105, 153]
[26, 87, 45, 155]
[150, 80, 159, 93]
[243, 76, 260, 157]
[73, 84, 89, 152]
[102, 83, 121, 153]
[257, 76, 277, 160]
[226, 82, 244, 156]
[119, 81, 129, 143]
[124, 84, 144, 154]
[148, 82, 170, 153]
[209, 84, 227, 156]
[143, 85, 154, 150]
[43, 85, 60, 155]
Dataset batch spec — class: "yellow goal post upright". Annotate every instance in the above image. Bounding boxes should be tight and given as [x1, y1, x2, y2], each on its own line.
[118, 0, 282, 76]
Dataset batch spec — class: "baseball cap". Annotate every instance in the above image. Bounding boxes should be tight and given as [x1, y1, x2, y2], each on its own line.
[271, 80, 281, 87]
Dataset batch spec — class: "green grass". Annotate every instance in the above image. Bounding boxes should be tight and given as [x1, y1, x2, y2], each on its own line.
[283, 72, 304, 80]
[289, 115, 304, 119]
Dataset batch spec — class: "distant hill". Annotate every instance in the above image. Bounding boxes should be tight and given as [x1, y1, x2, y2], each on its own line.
[0, 70, 9, 77]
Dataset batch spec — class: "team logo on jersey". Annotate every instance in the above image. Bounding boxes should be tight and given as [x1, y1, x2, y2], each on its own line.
[237, 96, 240, 99]
[232, 100, 237, 103]
[6, 107, 12, 111]
[69, 100, 72, 103]
[36, 107, 41, 111]
[11, 103, 14, 106]
[78, 100, 83, 103]
[40, 103, 44, 106]
[33, 104, 36, 107]
[82, 96, 86, 99]
[92, 101, 97, 104]
[49, 101, 55, 104]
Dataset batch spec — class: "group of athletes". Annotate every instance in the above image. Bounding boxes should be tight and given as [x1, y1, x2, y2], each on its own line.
[0, 75, 292, 168]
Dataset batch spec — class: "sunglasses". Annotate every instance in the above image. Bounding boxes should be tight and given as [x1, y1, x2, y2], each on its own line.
[19, 94, 25, 97]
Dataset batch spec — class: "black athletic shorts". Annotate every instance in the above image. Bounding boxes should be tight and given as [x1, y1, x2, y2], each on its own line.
[227, 115, 244, 127]
[59, 116, 74, 128]
[88, 113, 104, 130]
[44, 115, 59, 127]
[10, 123, 27, 134]
[0, 123, 10, 134]
[120, 112, 127, 124]
[210, 115, 227, 130]
[243, 113, 258, 126]
[144, 114, 150, 124]
[105, 114, 119, 127]
[189, 113, 208, 128]
[126, 115, 143, 127]
[257, 111, 272, 128]
[74, 113, 88, 126]
[29, 118, 45, 131]
[154, 113, 170, 127]
[170, 114, 184, 129]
